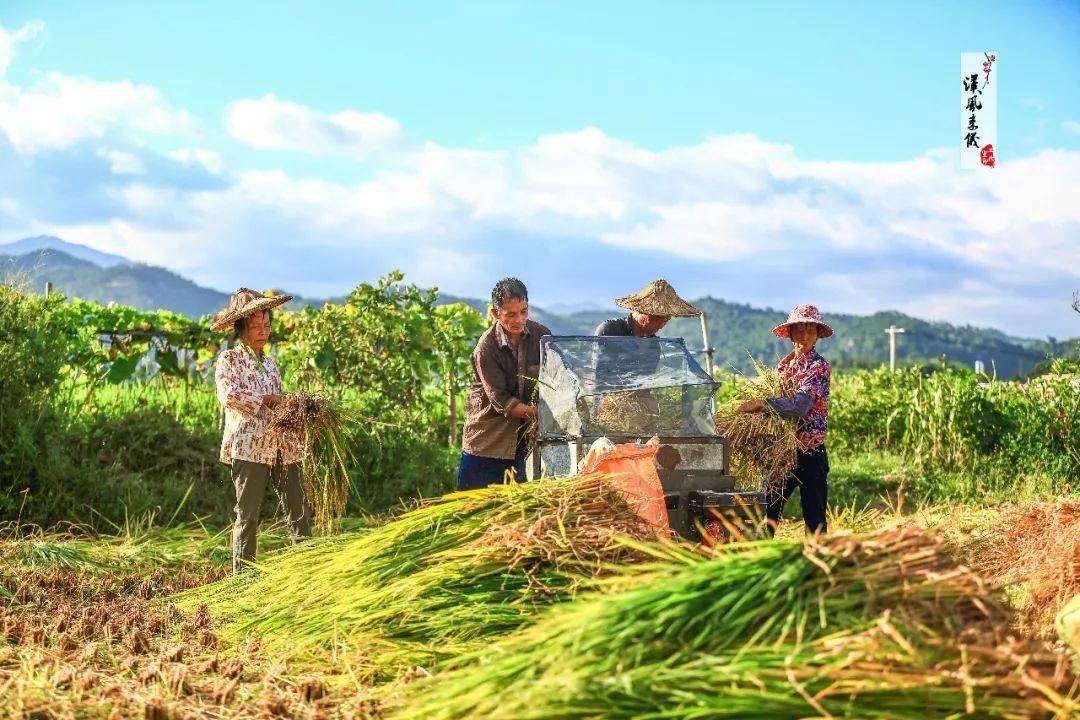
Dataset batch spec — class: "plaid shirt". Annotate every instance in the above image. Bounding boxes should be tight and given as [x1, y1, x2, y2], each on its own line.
[776, 348, 830, 450]
[214, 345, 302, 466]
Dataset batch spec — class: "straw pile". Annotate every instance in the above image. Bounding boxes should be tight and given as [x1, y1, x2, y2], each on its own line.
[713, 359, 800, 490]
[396, 527, 1078, 719]
[266, 391, 358, 530]
[176, 474, 663, 680]
[977, 499, 1080, 638]
[593, 390, 667, 434]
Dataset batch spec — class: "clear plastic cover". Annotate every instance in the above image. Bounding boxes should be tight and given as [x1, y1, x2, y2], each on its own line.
[538, 336, 719, 438]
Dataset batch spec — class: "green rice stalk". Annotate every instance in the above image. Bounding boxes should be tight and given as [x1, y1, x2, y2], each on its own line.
[396, 527, 1075, 719]
[714, 358, 800, 490]
[175, 473, 662, 680]
[487, 616, 1077, 719]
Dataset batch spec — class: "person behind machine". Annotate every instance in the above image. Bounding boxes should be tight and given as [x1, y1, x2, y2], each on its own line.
[593, 279, 701, 338]
[590, 280, 702, 434]
[457, 278, 551, 491]
[738, 304, 832, 536]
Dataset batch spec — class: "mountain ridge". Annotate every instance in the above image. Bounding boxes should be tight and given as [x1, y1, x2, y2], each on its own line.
[2, 237, 1074, 376]
[0, 235, 132, 268]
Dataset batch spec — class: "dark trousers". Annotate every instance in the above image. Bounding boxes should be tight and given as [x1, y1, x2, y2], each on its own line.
[456, 439, 529, 491]
[765, 446, 829, 536]
[232, 459, 312, 573]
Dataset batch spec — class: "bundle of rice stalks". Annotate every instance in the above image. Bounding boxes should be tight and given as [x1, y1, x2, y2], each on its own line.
[176, 474, 663, 680]
[266, 391, 361, 531]
[462, 616, 1076, 720]
[713, 358, 799, 490]
[977, 499, 1080, 638]
[396, 527, 1077, 719]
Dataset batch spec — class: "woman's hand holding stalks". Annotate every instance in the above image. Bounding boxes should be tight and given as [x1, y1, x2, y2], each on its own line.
[737, 399, 764, 413]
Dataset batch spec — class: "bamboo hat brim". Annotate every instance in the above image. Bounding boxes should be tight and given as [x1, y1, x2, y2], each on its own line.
[614, 279, 701, 318]
[210, 288, 293, 331]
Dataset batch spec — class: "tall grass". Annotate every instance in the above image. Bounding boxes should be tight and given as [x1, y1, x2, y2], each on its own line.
[829, 368, 1079, 502]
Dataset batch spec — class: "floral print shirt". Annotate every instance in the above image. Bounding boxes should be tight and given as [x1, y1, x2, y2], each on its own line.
[214, 345, 302, 466]
[773, 348, 831, 451]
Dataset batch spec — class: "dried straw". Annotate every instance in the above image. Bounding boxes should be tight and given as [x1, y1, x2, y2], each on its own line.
[977, 499, 1080, 638]
[713, 358, 799, 491]
[593, 391, 668, 435]
[266, 391, 359, 531]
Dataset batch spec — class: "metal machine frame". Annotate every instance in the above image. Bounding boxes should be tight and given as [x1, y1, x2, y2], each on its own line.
[533, 335, 765, 541]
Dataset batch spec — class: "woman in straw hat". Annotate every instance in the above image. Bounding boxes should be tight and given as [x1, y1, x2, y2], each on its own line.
[738, 304, 832, 536]
[211, 288, 311, 573]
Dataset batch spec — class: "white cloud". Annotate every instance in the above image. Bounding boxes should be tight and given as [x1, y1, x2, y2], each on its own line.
[167, 148, 225, 175]
[225, 93, 402, 157]
[0, 20, 42, 77]
[0, 21, 193, 155]
[0, 71, 193, 153]
[1064, 120, 1080, 135]
[98, 148, 145, 175]
[1, 24, 1077, 337]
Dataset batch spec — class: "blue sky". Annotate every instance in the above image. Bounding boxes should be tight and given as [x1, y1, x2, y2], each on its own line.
[0, 2, 1078, 336]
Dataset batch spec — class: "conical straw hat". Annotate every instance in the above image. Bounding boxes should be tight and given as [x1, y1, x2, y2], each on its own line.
[614, 279, 701, 317]
[210, 287, 293, 331]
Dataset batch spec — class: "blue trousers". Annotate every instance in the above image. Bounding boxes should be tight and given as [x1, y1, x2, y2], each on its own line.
[457, 440, 529, 491]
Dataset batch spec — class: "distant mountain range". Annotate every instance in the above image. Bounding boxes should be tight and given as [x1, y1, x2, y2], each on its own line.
[1, 235, 133, 268]
[2, 235, 1075, 376]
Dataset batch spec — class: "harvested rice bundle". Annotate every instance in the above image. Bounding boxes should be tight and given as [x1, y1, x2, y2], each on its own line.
[977, 499, 1080, 638]
[176, 473, 663, 680]
[492, 617, 1077, 720]
[266, 391, 359, 531]
[713, 358, 799, 490]
[396, 527, 1076, 720]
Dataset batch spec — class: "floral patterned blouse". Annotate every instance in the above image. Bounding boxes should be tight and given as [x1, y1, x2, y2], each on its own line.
[774, 348, 831, 451]
[214, 345, 302, 466]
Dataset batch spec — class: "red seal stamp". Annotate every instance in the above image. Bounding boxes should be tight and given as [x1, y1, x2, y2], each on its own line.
[980, 144, 995, 168]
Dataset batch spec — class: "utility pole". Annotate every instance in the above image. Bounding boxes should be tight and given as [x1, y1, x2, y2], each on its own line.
[885, 326, 905, 372]
[699, 312, 715, 377]
[44, 281, 53, 298]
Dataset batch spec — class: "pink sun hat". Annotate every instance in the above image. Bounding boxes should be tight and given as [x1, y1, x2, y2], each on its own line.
[772, 304, 834, 339]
